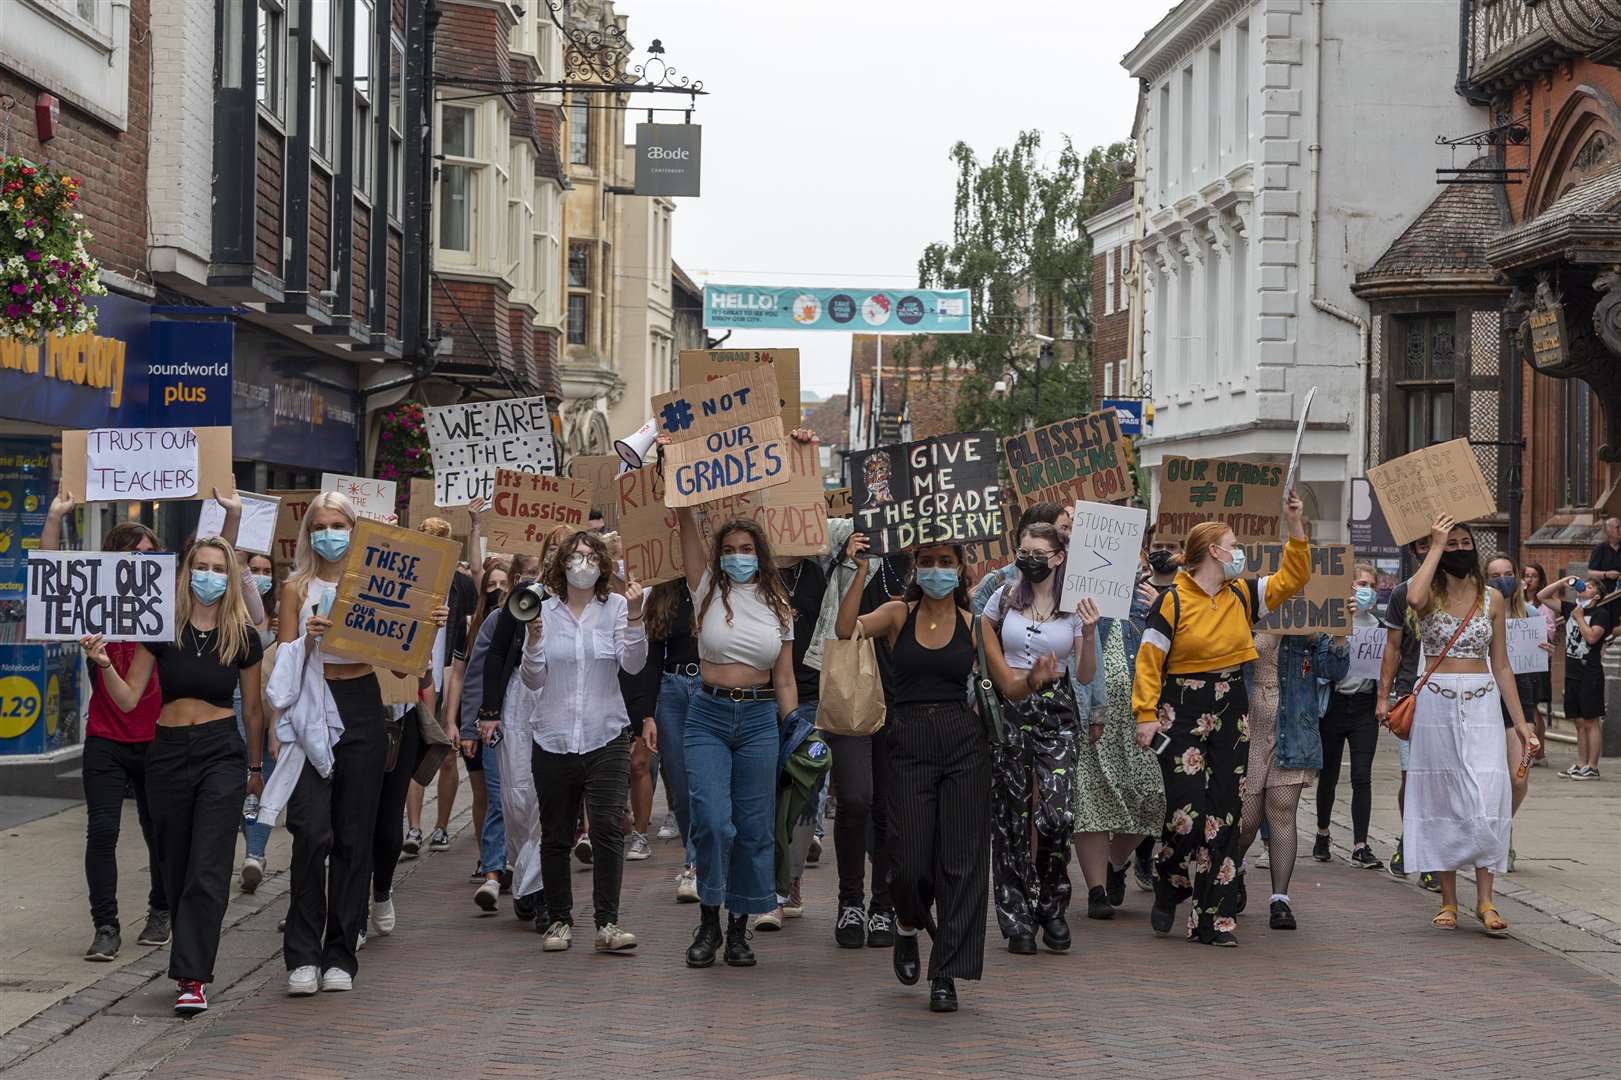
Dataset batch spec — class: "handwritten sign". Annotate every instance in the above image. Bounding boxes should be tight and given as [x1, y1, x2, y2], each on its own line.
[1004, 410, 1136, 509]
[1059, 501, 1148, 618]
[615, 464, 684, 586]
[198, 491, 281, 555]
[320, 519, 458, 673]
[824, 488, 852, 518]
[487, 470, 593, 554]
[568, 454, 623, 532]
[268, 489, 321, 567]
[426, 396, 556, 507]
[848, 432, 1002, 555]
[696, 438, 829, 558]
[406, 478, 472, 538]
[1365, 439, 1496, 547]
[321, 474, 397, 521]
[1238, 542, 1352, 636]
[679, 348, 801, 428]
[26, 551, 176, 642]
[1346, 624, 1386, 682]
[963, 528, 1015, 585]
[84, 427, 200, 501]
[652, 366, 791, 508]
[1155, 456, 1284, 544]
[1507, 616, 1551, 675]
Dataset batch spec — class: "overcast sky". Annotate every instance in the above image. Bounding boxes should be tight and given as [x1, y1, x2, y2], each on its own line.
[632, 0, 1157, 400]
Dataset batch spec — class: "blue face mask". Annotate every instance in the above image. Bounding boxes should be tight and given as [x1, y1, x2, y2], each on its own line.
[251, 573, 274, 595]
[1355, 585, 1377, 611]
[1220, 546, 1246, 581]
[310, 528, 350, 562]
[190, 570, 229, 605]
[719, 553, 758, 583]
[915, 567, 959, 599]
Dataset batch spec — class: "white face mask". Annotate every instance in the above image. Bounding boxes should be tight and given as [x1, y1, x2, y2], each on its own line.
[564, 554, 600, 591]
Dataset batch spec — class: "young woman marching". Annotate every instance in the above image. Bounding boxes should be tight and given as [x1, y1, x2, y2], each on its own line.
[1403, 515, 1537, 935]
[239, 551, 280, 894]
[982, 522, 1099, 955]
[81, 535, 265, 1015]
[262, 492, 448, 995]
[835, 540, 1057, 1012]
[1131, 494, 1310, 946]
[518, 531, 647, 952]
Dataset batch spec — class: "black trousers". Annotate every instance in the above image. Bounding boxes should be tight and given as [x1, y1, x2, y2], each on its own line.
[285, 674, 388, 976]
[1317, 689, 1379, 843]
[145, 717, 246, 983]
[372, 709, 421, 901]
[824, 728, 892, 911]
[885, 702, 991, 982]
[533, 731, 630, 928]
[82, 734, 166, 929]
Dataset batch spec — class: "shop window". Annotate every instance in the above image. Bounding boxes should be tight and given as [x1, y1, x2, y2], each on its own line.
[1563, 378, 1593, 508]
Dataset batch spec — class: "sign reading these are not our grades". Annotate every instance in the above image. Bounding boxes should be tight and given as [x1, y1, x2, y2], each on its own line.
[651, 366, 790, 508]
[320, 519, 459, 674]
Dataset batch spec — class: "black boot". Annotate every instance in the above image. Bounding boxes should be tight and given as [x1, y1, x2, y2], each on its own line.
[1041, 914, 1073, 950]
[1086, 885, 1115, 920]
[929, 977, 958, 1013]
[1105, 862, 1128, 907]
[892, 932, 920, 985]
[724, 912, 756, 967]
[686, 905, 722, 968]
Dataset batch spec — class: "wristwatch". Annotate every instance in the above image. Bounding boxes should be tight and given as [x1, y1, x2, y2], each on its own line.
[247, 764, 263, 774]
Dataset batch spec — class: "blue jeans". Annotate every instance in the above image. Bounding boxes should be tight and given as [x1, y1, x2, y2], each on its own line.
[654, 671, 700, 866]
[480, 735, 507, 875]
[685, 691, 779, 914]
[234, 691, 273, 860]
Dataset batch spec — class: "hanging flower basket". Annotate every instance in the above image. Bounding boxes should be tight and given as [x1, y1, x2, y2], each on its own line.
[0, 155, 107, 343]
[375, 401, 432, 515]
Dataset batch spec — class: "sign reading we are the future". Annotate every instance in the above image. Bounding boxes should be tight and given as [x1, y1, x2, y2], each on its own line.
[651, 366, 790, 508]
[425, 396, 556, 507]
[848, 432, 1002, 554]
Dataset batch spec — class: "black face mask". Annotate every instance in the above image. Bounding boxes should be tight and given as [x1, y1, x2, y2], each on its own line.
[1016, 555, 1054, 584]
[1438, 549, 1477, 579]
[485, 589, 503, 611]
[1147, 550, 1176, 576]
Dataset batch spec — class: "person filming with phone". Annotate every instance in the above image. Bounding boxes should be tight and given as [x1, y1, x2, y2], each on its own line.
[1130, 494, 1311, 946]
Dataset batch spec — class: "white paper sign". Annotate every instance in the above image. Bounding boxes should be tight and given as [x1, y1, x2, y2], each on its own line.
[432, 432, 556, 470]
[85, 428, 200, 501]
[26, 551, 176, 642]
[434, 464, 547, 508]
[426, 396, 555, 507]
[321, 474, 398, 521]
[1059, 500, 1148, 618]
[197, 492, 282, 555]
[1507, 616, 1550, 675]
[1346, 624, 1386, 682]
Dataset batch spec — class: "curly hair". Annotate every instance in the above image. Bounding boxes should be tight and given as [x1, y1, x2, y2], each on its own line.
[542, 530, 613, 601]
[696, 518, 792, 633]
[644, 578, 688, 642]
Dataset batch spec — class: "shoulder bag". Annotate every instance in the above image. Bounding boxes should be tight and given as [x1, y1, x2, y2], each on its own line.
[1385, 599, 1478, 741]
[971, 613, 1005, 745]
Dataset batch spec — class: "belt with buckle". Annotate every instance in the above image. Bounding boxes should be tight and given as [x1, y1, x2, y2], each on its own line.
[700, 682, 774, 701]
[664, 662, 701, 677]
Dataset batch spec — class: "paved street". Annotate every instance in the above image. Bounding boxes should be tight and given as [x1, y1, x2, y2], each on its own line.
[2, 739, 1617, 1080]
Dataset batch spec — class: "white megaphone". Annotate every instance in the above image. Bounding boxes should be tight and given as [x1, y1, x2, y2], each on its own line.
[615, 417, 659, 469]
[506, 582, 547, 623]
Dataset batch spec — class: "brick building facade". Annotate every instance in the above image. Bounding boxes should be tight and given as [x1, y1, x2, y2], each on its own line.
[1086, 182, 1134, 407]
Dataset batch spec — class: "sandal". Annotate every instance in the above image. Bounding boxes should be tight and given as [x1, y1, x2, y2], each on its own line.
[1475, 903, 1509, 937]
[1431, 904, 1457, 930]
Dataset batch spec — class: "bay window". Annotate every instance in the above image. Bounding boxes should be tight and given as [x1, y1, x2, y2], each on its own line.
[438, 103, 478, 254]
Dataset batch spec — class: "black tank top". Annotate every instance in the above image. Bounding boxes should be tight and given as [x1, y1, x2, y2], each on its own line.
[890, 603, 975, 707]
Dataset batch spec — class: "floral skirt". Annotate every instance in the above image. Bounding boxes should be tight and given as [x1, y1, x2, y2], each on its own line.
[1073, 625, 1165, 836]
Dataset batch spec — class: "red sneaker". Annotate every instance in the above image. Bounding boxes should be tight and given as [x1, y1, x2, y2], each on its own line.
[175, 980, 208, 1015]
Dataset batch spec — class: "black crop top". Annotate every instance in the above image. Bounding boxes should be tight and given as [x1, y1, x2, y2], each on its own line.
[890, 603, 975, 707]
[144, 623, 264, 709]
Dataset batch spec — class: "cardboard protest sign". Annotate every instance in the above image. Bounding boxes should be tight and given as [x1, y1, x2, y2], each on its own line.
[406, 478, 473, 538]
[1507, 616, 1551, 675]
[198, 492, 281, 555]
[26, 551, 176, 642]
[1155, 456, 1284, 543]
[320, 519, 459, 673]
[568, 454, 623, 532]
[426, 396, 556, 507]
[63, 427, 234, 504]
[1365, 439, 1496, 547]
[1346, 624, 1386, 682]
[321, 474, 398, 522]
[1059, 501, 1149, 618]
[374, 668, 421, 707]
[486, 469, 593, 554]
[268, 489, 321, 566]
[1238, 542, 1353, 636]
[696, 437, 829, 558]
[679, 348, 801, 428]
[615, 464, 684, 586]
[824, 488, 852, 518]
[1004, 410, 1136, 509]
[652, 366, 791, 508]
[1282, 387, 1317, 510]
[848, 432, 1002, 555]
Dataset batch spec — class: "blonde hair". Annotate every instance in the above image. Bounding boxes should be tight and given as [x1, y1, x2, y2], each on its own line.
[1353, 561, 1376, 580]
[179, 536, 253, 667]
[418, 517, 452, 538]
[290, 491, 358, 604]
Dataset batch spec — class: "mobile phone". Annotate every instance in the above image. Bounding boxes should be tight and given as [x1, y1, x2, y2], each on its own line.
[1149, 731, 1171, 756]
[486, 726, 504, 748]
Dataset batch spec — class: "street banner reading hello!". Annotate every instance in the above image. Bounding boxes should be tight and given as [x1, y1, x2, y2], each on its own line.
[26, 551, 176, 642]
[848, 432, 1001, 554]
[320, 519, 459, 673]
[1005, 410, 1136, 508]
[651, 366, 791, 508]
[486, 470, 593, 554]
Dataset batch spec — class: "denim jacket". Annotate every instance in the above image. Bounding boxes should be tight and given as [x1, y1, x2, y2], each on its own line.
[1073, 615, 1142, 725]
[1254, 634, 1348, 771]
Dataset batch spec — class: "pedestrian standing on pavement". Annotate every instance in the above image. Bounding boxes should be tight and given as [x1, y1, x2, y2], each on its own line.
[517, 531, 647, 953]
[266, 492, 448, 996]
[81, 534, 266, 1016]
[1521, 561, 1557, 764]
[1537, 570, 1613, 782]
[238, 552, 280, 895]
[1487, 556, 1538, 830]
[1585, 516, 1621, 593]
[1131, 495, 1311, 946]
[1313, 562, 1384, 872]
[1399, 516, 1536, 936]
[982, 522, 1099, 956]
[1376, 534, 1441, 893]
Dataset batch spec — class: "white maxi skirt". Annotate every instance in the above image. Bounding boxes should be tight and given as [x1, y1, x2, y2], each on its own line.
[499, 670, 544, 899]
[1402, 672, 1511, 874]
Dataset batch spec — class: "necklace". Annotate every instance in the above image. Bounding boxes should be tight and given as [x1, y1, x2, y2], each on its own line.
[877, 558, 902, 600]
[187, 622, 216, 659]
[782, 561, 804, 597]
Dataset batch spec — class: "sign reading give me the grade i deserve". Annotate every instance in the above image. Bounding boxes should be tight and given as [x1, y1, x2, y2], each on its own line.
[848, 432, 1002, 554]
[651, 365, 790, 508]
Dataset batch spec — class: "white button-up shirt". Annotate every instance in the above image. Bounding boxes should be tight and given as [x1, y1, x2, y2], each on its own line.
[519, 592, 648, 754]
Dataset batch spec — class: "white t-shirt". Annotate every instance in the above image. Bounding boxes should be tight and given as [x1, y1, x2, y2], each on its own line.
[691, 569, 792, 672]
[984, 583, 1083, 670]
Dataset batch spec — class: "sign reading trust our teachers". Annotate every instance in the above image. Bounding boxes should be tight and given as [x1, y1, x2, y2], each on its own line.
[703, 285, 972, 334]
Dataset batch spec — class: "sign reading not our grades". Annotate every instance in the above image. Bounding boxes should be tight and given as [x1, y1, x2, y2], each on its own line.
[848, 431, 1002, 555]
[26, 550, 176, 642]
[652, 366, 791, 508]
[320, 518, 459, 674]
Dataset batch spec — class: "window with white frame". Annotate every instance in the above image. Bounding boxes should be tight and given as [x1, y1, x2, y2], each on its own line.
[353, 0, 375, 196]
[1102, 247, 1114, 316]
[508, 142, 535, 296]
[534, 180, 563, 326]
[256, 0, 287, 120]
[438, 103, 478, 254]
[311, 0, 335, 160]
[3, 0, 130, 127]
[567, 240, 591, 345]
[388, 35, 404, 220]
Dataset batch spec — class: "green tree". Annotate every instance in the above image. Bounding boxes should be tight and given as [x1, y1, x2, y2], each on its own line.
[902, 132, 1133, 435]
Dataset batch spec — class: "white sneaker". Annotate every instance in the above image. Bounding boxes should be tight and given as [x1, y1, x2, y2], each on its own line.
[372, 896, 396, 936]
[320, 967, 352, 992]
[474, 878, 500, 912]
[656, 814, 678, 840]
[594, 923, 638, 951]
[287, 965, 319, 996]
[754, 907, 783, 932]
[626, 832, 652, 861]
[542, 921, 572, 951]
[675, 866, 699, 903]
[356, 928, 368, 951]
[240, 855, 264, 894]
[1560, 764, 1581, 778]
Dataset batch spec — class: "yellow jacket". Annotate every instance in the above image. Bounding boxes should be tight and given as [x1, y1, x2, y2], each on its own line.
[1131, 537, 1312, 724]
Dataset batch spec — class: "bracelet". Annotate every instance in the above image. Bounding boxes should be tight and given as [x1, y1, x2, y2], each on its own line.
[247, 764, 263, 773]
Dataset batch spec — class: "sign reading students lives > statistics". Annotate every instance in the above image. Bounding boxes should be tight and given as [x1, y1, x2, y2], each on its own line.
[26, 551, 176, 641]
[320, 519, 459, 674]
[1060, 501, 1149, 619]
[1155, 456, 1284, 544]
[703, 285, 973, 334]
[1005, 410, 1136, 508]
[652, 365, 790, 509]
[1364, 438, 1496, 547]
[486, 469, 593, 555]
[848, 432, 1001, 555]
[426, 396, 556, 507]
